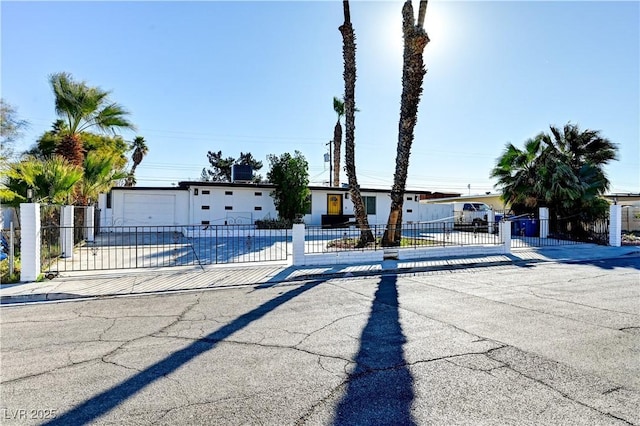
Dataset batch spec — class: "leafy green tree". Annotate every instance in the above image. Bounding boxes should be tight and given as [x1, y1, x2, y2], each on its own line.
[49, 72, 135, 166]
[266, 151, 311, 222]
[339, 0, 374, 246]
[491, 123, 617, 220]
[203, 151, 263, 182]
[0, 99, 29, 163]
[382, 0, 430, 246]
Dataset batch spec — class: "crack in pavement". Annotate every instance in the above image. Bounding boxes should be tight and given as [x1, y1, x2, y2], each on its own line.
[403, 275, 636, 332]
[1, 297, 203, 385]
[486, 349, 636, 425]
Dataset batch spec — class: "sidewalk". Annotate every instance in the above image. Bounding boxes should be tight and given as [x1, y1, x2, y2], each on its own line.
[2, 244, 638, 305]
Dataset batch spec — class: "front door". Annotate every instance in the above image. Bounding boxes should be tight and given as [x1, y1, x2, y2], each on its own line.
[327, 194, 342, 215]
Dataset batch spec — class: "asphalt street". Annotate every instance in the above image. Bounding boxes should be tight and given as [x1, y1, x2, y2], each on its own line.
[1, 257, 638, 425]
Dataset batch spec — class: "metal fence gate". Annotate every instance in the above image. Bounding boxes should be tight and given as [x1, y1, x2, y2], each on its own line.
[507, 215, 609, 248]
[41, 224, 291, 274]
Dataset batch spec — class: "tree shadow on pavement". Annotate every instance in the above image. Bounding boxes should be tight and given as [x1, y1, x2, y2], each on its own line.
[43, 279, 323, 426]
[333, 275, 416, 426]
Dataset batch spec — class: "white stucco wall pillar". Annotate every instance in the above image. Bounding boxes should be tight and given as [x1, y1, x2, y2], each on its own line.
[609, 204, 622, 247]
[85, 206, 95, 242]
[20, 203, 41, 282]
[292, 224, 305, 266]
[500, 220, 511, 254]
[539, 207, 549, 239]
[487, 209, 496, 234]
[60, 205, 74, 258]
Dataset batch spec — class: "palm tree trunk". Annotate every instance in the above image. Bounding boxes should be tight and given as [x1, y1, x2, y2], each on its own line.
[56, 134, 84, 166]
[382, 0, 430, 246]
[333, 120, 342, 187]
[340, 0, 374, 246]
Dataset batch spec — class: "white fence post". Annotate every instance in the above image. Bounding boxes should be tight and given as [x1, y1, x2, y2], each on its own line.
[292, 223, 305, 266]
[60, 205, 74, 258]
[500, 220, 511, 254]
[539, 207, 549, 239]
[85, 206, 95, 242]
[20, 203, 41, 282]
[487, 210, 496, 234]
[609, 204, 622, 247]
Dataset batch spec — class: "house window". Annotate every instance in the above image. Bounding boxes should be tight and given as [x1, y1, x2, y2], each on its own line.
[304, 194, 312, 214]
[255, 192, 262, 196]
[406, 209, 413, 213]
[194, 188, 199, 196]
[407, 196, 413, 201]
[363, 196, 376, 215]
[106, 192, 112, 208]
[225, 206, 233, 210]
[201, 220, 210, 225]
[254, 206, 262, 211]
[225, 191, 233, 196]
[202, 190, 210, 195]
[201, 205, 210, 210]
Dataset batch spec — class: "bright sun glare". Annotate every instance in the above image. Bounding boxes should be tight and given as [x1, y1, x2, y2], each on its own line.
[382, 1, 449, 59]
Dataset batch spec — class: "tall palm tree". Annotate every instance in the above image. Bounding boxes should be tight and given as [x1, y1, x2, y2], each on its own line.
[332, 96, 344, 187]
[339, 0, 374, 246]
[125, 136, 148, 187]
[50, 72, 135, 166]
[382, 0, 430, 246]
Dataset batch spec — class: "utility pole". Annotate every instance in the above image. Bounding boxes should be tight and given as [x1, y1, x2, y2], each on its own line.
[326, 140, 333, 186]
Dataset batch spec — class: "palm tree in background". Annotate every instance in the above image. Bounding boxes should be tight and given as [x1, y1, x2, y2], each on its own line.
[491, 137, 545, 211]
[81, 152, 128, 203]
[492, 123, 617, 220]
[382, 0, 430, 246]
[125, 136, 149, 187]
[332, 96, 344, 187]
[339, 0, 374, 246]
[50, 72, 135, 166]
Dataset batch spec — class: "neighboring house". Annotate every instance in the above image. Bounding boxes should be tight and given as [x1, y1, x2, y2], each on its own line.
[99, 181, 460, 227]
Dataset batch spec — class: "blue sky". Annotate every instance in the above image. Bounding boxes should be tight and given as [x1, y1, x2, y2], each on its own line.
[2, 1, 638, 195]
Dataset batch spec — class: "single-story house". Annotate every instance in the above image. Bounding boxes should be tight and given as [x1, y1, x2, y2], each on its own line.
[99, 181, 460, 228]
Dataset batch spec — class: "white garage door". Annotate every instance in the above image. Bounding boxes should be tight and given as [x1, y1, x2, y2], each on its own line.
[123, 194, 176, 226]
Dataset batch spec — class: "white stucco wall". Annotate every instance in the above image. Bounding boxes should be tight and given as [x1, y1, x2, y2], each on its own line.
[189, 186, 278, 225]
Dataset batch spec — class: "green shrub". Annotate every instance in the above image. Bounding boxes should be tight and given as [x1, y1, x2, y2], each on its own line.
[255, 218, 294, 229]
[1, 257, 21, 284]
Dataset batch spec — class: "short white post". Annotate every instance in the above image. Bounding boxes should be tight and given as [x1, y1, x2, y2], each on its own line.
[85, 206, 95, 242]
[500, 220, 511, 254]
[20, 203, 41, 282]
[539, 207, 549, 239]
[292, 223, 305, 266]
[609, 204, 622, 247]
[487, 210, 496, 234]
[60, 205, 74, 258]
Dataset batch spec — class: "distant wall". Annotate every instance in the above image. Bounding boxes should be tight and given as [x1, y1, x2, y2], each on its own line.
[622, 206, 640, 232]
